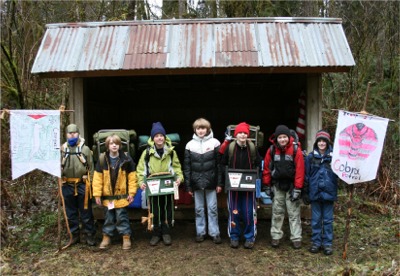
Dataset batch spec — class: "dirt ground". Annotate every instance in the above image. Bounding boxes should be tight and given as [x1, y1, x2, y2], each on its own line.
[3, 207, 399, 276]
[45, 219, 322, 275]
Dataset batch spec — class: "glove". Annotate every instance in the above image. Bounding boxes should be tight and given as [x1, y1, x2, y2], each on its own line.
[290, 188, 301, 202]
[224, 128, 232, 141]
[302, 182, 310, 205]
[265, 186, 274, 200]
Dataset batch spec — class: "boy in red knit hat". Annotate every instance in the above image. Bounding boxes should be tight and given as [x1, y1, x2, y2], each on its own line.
[219, 122, 261, 249]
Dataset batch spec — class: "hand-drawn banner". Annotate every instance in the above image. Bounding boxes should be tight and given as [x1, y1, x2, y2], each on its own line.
[331, 110, 389, 184]
[10, 110, 61, 179]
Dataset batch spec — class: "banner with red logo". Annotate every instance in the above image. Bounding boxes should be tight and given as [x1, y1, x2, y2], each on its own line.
[331, 110, 389, 184]
[10, 110, 61, 179]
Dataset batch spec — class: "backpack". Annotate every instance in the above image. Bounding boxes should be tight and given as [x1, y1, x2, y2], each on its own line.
[226, 124, 264, 148]
[137, 133, 180, 153]
[227, 140, 257, 167]
[61, 139, 88, 168]
[92, 129, 137, 164]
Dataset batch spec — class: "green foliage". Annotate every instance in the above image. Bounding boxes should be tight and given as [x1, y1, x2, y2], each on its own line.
[15, 212, 57, 253]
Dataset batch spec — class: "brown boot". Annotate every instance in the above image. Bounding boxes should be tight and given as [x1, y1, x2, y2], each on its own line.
[122, 235, 131, 250]
[99, 234, 111, 249]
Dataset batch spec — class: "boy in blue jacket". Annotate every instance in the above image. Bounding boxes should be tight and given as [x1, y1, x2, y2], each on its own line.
[304, 130, 338, 255]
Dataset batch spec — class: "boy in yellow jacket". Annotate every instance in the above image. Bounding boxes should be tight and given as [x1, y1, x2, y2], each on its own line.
[92, 134, 138, 250]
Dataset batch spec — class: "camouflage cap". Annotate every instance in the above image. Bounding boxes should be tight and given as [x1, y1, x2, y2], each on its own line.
[66, 124, 79, 133]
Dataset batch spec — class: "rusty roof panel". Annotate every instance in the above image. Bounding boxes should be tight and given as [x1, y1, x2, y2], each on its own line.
[31, 17, 355, 76]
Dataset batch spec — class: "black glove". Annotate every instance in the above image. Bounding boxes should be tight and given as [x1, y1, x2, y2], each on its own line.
[265, 186, 274, 200]
[290, 188, 301, 202]
[302, 182, 310, 205]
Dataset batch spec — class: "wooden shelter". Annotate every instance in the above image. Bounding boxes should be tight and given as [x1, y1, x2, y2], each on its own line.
[32, 17, 355, 219]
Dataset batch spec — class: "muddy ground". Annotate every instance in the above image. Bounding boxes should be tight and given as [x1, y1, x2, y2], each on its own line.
[2, 203, 399, 276]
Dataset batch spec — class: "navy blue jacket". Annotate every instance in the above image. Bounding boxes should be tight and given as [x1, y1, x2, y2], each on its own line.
[305, 146, 338, 202]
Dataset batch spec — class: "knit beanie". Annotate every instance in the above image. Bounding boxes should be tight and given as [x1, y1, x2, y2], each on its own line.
[150, 122, 166, 139]
[66, 124, 79, 133]
[234, 122, 250, 137]
[274, 125, 290, 138]
[315, 129, 331, 144]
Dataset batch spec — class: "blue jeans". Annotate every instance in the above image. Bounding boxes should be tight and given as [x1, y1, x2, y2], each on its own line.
[194, 189, 220, 237]
[62, 183, 95, 235]
[227, 190, 257, 242]
[311, 201, 334, 246]
[102, 207, 131, 236]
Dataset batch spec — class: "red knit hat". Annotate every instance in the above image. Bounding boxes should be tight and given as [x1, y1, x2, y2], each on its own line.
[234, 122, 250, 137]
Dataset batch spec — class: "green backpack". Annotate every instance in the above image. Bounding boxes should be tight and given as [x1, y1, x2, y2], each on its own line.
[92, 129, 137, 164]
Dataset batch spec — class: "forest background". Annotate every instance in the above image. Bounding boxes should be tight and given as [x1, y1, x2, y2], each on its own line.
[0, 1, 399, 275]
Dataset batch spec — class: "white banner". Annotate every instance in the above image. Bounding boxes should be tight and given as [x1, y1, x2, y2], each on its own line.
[331, 110, 389, 184]
[10, 110, 61, 179]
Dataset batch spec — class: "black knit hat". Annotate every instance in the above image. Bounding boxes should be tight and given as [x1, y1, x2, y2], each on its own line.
[274, 125, 291, 138]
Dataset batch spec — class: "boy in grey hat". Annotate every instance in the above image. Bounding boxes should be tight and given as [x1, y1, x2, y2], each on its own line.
[61, 124, 96, 246]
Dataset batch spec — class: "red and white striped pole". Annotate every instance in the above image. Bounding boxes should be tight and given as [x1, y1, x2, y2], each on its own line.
[296, 92, 306, 140]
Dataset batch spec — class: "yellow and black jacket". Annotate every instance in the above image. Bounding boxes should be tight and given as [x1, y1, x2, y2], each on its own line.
[92, 150, 138, 208]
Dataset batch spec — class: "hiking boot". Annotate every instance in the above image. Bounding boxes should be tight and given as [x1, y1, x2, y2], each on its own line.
[195, 235, 205, 243]
[323, 245, 333, 255]
[230, 239, 239, 249]
[292, 241, 302, 249]
[212, 235, 222, 244]
[309, 244, 320, 253]
[99, 234, 111, 249]
[86, 233, 96, 246]
[271, 239, 280, 248]
[243, 240, 254, 249]
[122, 235, 131, 250]
[150, 236, 161, 246]
[162, 234, 172, 246]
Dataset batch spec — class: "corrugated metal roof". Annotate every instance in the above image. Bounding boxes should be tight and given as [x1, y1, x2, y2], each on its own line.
[31, 17, 355, 77]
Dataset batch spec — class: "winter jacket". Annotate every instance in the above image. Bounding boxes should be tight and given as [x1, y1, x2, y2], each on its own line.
[136, 136, 184, 185]
[305, 146, 338, 202]
[183, 131, 221, 192]
[92, 150, 138, 208]
[61, 137, 94, 180]
[262, 134, 305, 190]
[219, 140, 262, 186]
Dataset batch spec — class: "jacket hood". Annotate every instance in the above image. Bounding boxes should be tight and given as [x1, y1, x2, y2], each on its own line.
[146, 135, 174, 157]
[312, 144, 333, 159]
[192, 129, 214, 141]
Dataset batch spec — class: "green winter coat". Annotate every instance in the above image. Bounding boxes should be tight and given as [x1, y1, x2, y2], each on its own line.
[136, 136, 184, 185]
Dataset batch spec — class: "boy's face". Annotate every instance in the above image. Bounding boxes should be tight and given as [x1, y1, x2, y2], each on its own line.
[317, 139, 327, 151]
[108, 140, 120, 154]
[277, 134, 289, 147]
[195, 127, 207, 138]
[153, 133, 165, 147]
[235, 132, 248, 143]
